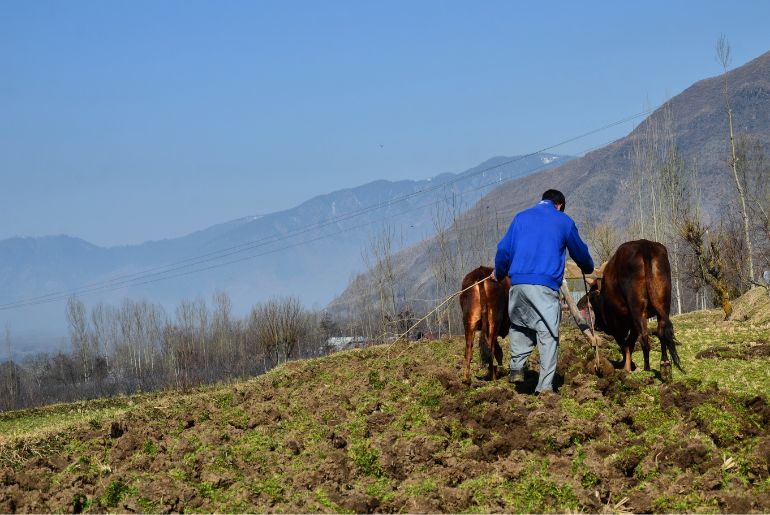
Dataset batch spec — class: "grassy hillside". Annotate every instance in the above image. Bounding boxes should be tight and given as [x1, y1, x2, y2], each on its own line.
[2, 300, 770, 513]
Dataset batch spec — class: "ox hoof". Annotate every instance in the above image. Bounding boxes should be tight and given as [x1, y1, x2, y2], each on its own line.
[660, 361, 673, 383]
[508, 369, 525, 384]
[477, 371, 494, 382]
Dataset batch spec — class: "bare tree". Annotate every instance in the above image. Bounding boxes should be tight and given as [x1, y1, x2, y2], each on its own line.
[319, 310, 338, 342]
[584, 222, 622, 264]
[66, 296, 94, 383]
[625, 102, 690, 313]
[682, 220, 733, 318]
[680, 161, 733, 318]
[735, 135, 770, 290]
[170, 299, 204, 389]
[659, 142, 688, 315]
[717, 34, 755, 286]
[211, 290, 236, 377]
[1, 326, 19, 410]
[362, 225, 403, 340]
[253, 296, 307, 364]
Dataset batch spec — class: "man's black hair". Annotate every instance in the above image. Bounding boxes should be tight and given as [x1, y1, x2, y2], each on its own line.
[542, 189, 566, 211]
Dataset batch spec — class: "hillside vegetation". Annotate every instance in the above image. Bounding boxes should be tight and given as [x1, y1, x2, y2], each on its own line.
[329, 50, 770, 323]
[2, 298, 770, 513]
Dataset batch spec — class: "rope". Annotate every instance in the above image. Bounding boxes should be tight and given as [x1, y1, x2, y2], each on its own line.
[393, 275, 490, 343]
[384, 275, 491, 360]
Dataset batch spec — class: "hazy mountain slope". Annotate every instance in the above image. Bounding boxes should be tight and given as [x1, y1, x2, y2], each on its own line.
[459, 49, 770, 231]
[0, 153, 567, 354]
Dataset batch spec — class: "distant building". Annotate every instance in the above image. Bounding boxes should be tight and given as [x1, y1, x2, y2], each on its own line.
[326, 336, 366, 350]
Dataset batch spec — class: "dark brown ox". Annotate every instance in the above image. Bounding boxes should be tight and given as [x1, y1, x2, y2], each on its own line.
[587, 239, 683, 380]
[459, 266, 511, 384]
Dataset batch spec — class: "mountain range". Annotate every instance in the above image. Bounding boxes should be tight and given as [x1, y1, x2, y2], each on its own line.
[0, 153, 567, 356]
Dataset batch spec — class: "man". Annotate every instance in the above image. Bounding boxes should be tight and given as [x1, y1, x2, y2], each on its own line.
[491, 189, 594, 395]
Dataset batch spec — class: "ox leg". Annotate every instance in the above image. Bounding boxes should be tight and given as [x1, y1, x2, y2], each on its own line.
[636, 320, 651, 372]
[657, 317, 673, 382]
[486, 329, 500, 381]
[478, 325, 497, 381]
[622, 345, 634, 373]
[618, 329, 637, 373]
[493, 337, 504, 368]
[478, 333, 493, 380]
[487, 341, 497, 381]
[482, 305, 500, 381]
[463, 326, 476, 385]
[478, 334, 492, 369]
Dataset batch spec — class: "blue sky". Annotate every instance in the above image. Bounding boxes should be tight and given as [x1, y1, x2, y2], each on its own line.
[2, 1, 770, 246]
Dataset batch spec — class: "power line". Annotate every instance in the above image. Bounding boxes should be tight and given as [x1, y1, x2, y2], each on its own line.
[16, 109, 650, 305]
[2, 157, 565, 310]
[1, 135, 618, 311]
[0, 112, 649, 311]
[0, 136, 618, 310]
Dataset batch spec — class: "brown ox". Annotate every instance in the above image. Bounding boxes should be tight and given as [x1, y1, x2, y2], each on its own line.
[587, 239, 683, 380]
[459, 266, 511, 384]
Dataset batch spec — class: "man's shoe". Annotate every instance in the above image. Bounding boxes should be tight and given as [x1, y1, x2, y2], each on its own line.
[508, 369, 525, 384]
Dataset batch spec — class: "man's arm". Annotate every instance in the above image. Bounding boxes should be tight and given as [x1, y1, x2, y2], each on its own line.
[494, 222, 515, 281]
[566, 222, 594, 273]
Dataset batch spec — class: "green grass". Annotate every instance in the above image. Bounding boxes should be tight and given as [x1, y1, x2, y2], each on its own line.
[365, 476, 395, 502]
[405, 478, 438, 496]
[560, 397, 604, 420]
[314, 487, 343, 511]
[0, 399, 130, 443]
[691, 402, 742, 445]
[251, 474, 287, 503]
[652, 492, 720, 513]
[674, 314, 770, 397]
[349, 442, 383, 477]
[460, 462, 580, 513]
[101, 479, 131, 507]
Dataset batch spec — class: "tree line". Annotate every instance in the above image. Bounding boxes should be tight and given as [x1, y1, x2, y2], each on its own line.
[0, 293, 341, 412]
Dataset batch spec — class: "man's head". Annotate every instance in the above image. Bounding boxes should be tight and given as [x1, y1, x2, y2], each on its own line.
[542, 189, 565, 212]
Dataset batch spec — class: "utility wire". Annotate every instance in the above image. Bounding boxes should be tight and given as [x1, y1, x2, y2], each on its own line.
[0, 136, 616, 310]
[0, 137, 616, 311]
[0, 111, 650, 311]
[2, 151, 581, 310]
[3, 108, 650, 308]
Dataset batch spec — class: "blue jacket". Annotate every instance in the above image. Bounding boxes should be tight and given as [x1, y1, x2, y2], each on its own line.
[494, 200, 594, 291]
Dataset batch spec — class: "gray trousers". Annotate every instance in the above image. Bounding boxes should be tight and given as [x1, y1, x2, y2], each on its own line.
[508, 284, 561, 393]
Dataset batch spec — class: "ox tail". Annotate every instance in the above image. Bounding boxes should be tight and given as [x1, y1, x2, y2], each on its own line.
[662, 321, 684, 373]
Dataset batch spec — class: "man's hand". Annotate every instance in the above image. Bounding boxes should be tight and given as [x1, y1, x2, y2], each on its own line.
[489, 271, 498, 282]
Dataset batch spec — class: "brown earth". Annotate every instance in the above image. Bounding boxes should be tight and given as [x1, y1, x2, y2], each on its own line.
[695, 341, 770, 360]
[1, 325, 769, 513]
